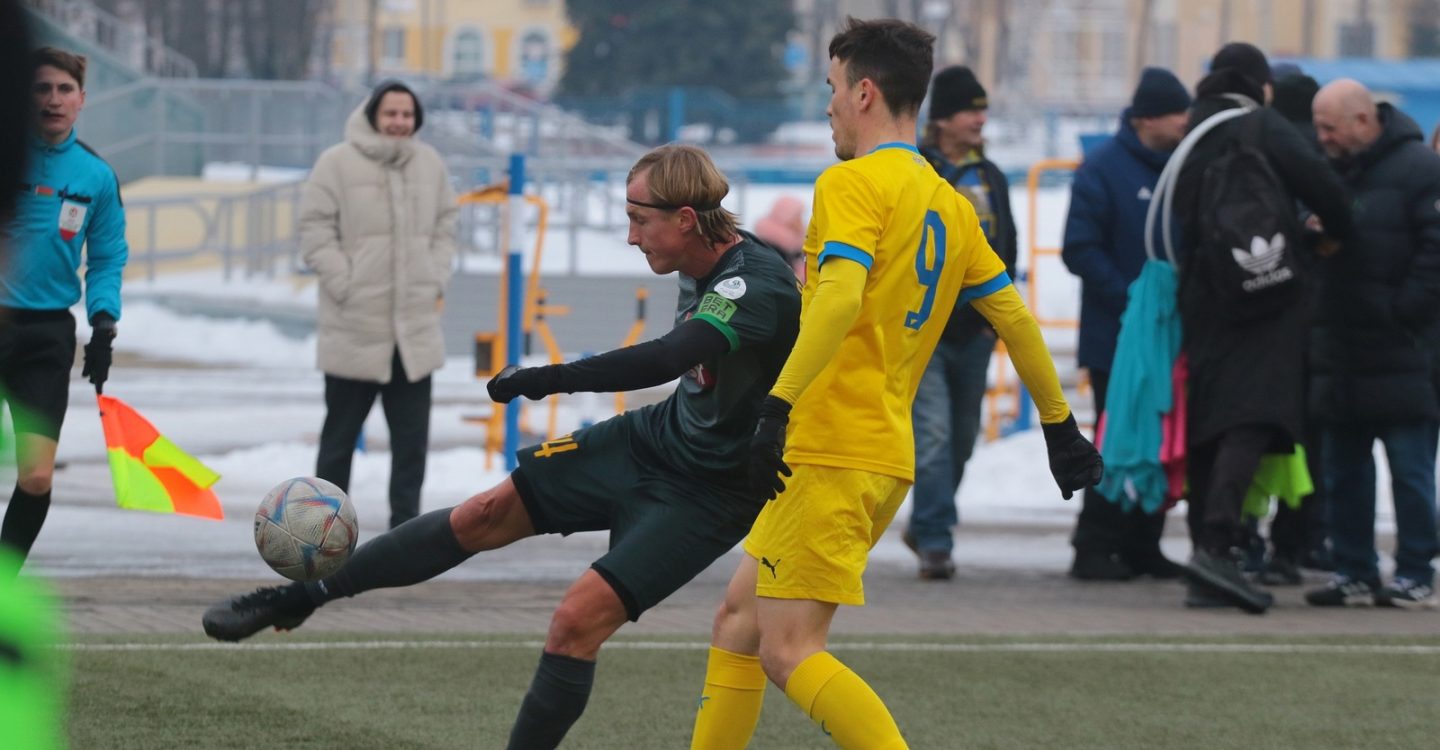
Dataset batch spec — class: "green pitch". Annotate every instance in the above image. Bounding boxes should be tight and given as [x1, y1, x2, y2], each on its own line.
[65, 634, 1440, 749]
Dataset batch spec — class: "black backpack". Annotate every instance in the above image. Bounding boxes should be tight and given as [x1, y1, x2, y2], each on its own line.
[1192, 111, 1303, 320]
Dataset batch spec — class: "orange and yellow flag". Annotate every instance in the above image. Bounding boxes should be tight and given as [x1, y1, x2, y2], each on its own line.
[97, 395, 223, 520]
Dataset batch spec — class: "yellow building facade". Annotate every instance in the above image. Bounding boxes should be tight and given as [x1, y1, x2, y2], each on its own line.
[326, 0, 576, 93]
[1019, 0, 1422, 112]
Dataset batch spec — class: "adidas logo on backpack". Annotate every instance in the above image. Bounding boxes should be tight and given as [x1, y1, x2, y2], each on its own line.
[1233, 233, 1295, 291]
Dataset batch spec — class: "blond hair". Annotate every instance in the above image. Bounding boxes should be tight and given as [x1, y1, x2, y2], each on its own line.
[627, 144, 739, 247]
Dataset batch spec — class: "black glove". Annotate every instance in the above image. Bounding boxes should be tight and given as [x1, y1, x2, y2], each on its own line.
[748, 396, 793, 502]
[82, 312, 117, 394]
[486, 365, 560, 403]
[1041, 413, 1103, 500]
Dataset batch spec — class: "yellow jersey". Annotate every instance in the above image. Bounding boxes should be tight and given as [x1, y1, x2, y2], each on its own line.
[784, 142, 1010, 480]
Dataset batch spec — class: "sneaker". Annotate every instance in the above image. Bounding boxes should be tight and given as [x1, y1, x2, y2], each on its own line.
[902, 529, 955, 580]
[1240, 529, 1267, 575]
[1304, 576, 1379, 607]
[1257, 555, 1303, 587]
[1184, 580, 1273, 609]
[1301, 544, 1336, 572]
[1379, 578, 1438, 610]
[202, 585, 316, 642]
[1069, 551, 1136, 581]
[1124, 550, 1184, 580]
[901, 529, 919, 555]
[1182, 549, 1272, 614]
[917, 549, 956, 581]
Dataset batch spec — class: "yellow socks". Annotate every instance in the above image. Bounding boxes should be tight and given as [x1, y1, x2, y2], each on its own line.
[690, 646, 767, 750]
[784, 651, 908, 750]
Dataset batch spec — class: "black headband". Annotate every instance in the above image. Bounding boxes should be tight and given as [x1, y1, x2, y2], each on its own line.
[627, 197, 723, 212]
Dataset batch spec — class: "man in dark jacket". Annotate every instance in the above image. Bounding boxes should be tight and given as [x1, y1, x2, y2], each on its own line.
[902, 65, 1019, 579]
[1173, 43, 1353, 613]
[1249, 66, 1335, 583]
[1304, 79, 1440, 609]
[1062, 67, 1190, 581]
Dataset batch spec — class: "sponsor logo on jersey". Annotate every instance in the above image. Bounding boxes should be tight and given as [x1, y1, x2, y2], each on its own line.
[715, 277, 747, 300]
[697, 292, 737, 323]
[686, 363, 716, 390]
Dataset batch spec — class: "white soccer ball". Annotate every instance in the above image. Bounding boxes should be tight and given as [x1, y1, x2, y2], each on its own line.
[254, 477, 358, 582]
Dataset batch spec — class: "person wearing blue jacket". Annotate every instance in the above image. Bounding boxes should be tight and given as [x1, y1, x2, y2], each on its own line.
[1061, 68, 1190, 581]
[1, 47, 128, 571]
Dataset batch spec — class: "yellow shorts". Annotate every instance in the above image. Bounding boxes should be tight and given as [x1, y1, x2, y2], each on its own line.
[743, 464, 910, 606]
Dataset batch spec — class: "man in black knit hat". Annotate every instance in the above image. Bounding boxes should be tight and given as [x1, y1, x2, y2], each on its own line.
[903, 65, 1019, 580]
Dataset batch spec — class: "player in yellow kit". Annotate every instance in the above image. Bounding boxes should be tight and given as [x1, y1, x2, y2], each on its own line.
[689, 18, 1104, 750]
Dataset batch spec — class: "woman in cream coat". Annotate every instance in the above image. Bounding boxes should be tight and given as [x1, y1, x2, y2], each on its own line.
[300, 80, 458, 529]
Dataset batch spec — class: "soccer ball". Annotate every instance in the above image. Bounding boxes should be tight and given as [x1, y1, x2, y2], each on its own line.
[254, 477, 358, 582]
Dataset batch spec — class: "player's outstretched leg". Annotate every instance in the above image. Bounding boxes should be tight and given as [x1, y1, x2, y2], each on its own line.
[203, 477, 534, 641]
[505, 569, 628, 750]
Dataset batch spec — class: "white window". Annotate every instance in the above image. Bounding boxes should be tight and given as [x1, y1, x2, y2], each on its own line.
[453, 29, 484, 78]
[382, 27, 406, 63]
[518, 31, 550, 85]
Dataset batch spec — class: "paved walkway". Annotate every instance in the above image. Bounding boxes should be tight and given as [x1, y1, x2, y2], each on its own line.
[52, 553, 1438, 639]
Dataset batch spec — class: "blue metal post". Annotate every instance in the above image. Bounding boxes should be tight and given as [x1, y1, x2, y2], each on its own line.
[668, 87, 686, 143]
[1015, 384, 1034, 434]
[504, 154, 526, 470]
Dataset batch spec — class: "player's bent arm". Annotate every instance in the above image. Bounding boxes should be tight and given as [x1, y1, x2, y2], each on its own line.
[970, 284, 1070, 424]
[769, 256, 867, 405]
[544, 318, 731, 394]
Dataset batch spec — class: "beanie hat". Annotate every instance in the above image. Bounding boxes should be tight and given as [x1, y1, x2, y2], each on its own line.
[1128, 67, 1191, 118]
[364, 79, 424, 133]
[928, 66, 988, 120]
[1269, 62, 1303, 80]
[1209, 42, 1272, 89]
[1271, 72, 1319, 125]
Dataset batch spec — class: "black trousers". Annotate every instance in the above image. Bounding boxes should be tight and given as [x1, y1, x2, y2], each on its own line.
[315, 350, 432, 529]
[1187, 424, 1274, 554]
[1268, 422, 1328, 559]
[1071, 369, 1167, 561]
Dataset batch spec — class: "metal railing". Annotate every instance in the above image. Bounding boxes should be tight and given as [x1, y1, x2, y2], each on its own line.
[85, 79, 351, 179]
[125, 181, 303, 281]
[23, 0, 198, 78]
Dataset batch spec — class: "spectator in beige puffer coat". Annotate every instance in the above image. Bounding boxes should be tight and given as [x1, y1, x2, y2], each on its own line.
[299, 79, 458, 529]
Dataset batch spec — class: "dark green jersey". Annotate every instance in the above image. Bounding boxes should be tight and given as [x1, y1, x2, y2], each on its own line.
[632, 234, 801, 487]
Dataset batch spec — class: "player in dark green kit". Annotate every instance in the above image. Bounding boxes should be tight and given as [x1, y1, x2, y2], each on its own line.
[201, 144, 801, 750]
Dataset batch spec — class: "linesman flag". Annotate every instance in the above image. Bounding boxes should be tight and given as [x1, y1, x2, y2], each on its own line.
[97, 395, 223, 520]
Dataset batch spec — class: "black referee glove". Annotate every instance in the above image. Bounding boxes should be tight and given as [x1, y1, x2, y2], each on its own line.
[748, 396, 793, 502]
[82, 312, 117, 394]
[1040, 413, 1103, 500]
[487, 365, 561, 403]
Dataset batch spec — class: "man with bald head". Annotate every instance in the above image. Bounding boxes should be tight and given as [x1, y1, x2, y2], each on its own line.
[1305, 78, 1440, 609]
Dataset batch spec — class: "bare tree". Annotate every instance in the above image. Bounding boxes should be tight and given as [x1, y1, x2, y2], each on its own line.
[365, 0, 380, 86]
[124, 0, 329, 79]
[1133, 0, 1154, 73]
[239, 0, 327, 79]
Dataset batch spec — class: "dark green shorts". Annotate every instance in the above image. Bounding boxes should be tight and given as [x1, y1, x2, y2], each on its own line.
[513, 413, 762, 621]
